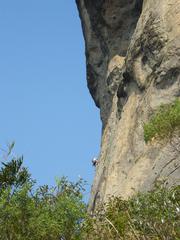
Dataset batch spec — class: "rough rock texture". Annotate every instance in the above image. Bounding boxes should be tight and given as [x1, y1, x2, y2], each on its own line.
[76, 0, 180, 211]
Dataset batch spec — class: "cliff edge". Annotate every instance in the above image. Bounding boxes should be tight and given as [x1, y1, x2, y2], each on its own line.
[76, 0, 180, 211]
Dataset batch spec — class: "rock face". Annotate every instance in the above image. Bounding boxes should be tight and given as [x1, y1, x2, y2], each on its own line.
[76, 0, 180, 211]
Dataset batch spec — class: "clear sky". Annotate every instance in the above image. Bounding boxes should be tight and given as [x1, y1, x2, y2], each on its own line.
[0, 1, 101, 196]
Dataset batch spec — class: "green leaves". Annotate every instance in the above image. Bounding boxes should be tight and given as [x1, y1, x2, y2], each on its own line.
[0, 176, 86, 240]
[82, 183, 180, 240]
[0, 156, 31, 191]
[7, 141, 15, 156]
[0, 146, 86, 240]
[0, 144, 179, 240]
[144, 99, 180, 143]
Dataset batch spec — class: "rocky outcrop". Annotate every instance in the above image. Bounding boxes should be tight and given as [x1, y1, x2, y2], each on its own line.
[76, 0, 180, 211]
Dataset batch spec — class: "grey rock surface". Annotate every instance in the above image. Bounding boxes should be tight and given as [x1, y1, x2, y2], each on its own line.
[76, 0, 180, 211]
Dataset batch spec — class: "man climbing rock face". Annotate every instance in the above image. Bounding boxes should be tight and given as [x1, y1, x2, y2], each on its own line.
[92, 157, 98, 167]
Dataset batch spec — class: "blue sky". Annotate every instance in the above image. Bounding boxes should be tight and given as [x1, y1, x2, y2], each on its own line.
[0, 1, 101, 196]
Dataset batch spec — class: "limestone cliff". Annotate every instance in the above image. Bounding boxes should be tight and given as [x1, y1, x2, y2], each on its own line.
[76, 0, 180, 211]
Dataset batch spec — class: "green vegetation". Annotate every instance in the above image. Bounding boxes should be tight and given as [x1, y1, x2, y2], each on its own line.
[83, 182, 180, 240]
[0, 144, 179, 239]
[144, 99, 180, 143]
[0, 144, 86, 240]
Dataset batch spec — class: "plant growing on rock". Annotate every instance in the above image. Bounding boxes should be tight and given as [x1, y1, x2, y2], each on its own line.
[144, 99, 180, 143]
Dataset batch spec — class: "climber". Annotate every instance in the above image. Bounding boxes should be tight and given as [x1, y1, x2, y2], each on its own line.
[92, 157, 98, 167]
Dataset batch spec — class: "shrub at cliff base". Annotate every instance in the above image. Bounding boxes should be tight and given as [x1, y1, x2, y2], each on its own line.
[0, 145, 86, 240]
[144, 99, 180, 143]
[0, 144, 179, 240]
[83, 182, 180, 240]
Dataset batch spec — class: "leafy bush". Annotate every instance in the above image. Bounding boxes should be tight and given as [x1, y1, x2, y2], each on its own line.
[82, 182, 180, 240]
[0, 145, 86, 240]
[144, 99, 180, 143]
[0, 144, 179, 240]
